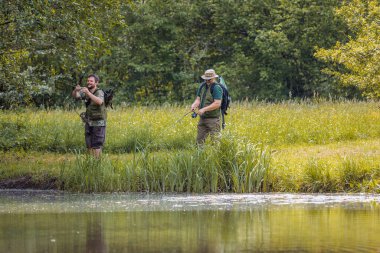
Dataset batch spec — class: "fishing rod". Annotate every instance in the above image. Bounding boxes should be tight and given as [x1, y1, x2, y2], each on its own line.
[127, 110, 198, 153]
[175, 110, 198, 124]
[68, 70, 90, 123]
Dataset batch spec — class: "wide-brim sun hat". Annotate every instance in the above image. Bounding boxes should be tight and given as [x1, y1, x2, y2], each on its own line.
[201, 69, 219, 80]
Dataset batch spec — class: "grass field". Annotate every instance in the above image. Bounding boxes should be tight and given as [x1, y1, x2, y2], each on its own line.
[1, 100, 379, 193]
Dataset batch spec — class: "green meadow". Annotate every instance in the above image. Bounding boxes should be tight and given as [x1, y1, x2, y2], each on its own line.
[1, 100, 379, 193]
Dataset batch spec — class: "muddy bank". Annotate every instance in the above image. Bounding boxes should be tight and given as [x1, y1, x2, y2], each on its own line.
[0, 175, 58, 190]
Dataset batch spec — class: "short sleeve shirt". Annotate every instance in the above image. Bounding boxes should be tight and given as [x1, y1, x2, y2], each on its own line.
[196, 82, 223, 118]
[85, 89, 106, 126]
[196, 83, 223, 100]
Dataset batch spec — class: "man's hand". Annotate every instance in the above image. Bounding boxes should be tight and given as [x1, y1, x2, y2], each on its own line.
[72, 84, 83, 99]
[74, 84, 82, 92]
[81, 87, 90, 95]
[191, 97, 200, 111]
[198, 108, 206, 115]
[198, 100, 221, 116]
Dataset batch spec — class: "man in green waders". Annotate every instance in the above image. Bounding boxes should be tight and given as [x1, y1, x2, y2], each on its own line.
[72, 74, 106, 158]
[191, 69, 223, 145]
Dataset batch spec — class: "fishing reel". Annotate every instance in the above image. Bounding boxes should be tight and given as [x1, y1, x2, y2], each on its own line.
[191, 112, 198, 118]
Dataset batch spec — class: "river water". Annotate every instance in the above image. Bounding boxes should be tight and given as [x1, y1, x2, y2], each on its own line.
[0, 190, 379, 252]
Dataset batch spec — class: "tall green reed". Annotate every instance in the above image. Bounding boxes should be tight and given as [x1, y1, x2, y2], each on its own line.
[300, 159, 335, 192]
[60, 152, 122, 192]
[338, 157, 376, 192]
[60, 134, 272, 193]
[280, 156, 380, 193]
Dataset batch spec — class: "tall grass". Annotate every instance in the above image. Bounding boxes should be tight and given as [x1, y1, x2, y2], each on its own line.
[270, 155, 380, 193]
[1, 101, 379, 152]
[60, 134, 271, 193]
[1, 101, 380, 193]
[230, 100, 380, 146]
[60, 152, 122, 192]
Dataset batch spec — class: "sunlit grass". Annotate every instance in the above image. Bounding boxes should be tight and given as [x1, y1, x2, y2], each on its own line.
[270, 138, 380, 192]
[1, 100, 380, 192]
[1, 100, 379, 152]
[230, 100, 380, 146]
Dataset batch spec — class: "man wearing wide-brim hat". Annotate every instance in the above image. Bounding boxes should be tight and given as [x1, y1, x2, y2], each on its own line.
[191, 69, 223, 144]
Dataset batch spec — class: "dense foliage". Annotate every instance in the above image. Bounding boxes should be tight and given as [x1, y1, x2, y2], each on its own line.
[1, 0, 377, 108]
[315, 0, 380, 98]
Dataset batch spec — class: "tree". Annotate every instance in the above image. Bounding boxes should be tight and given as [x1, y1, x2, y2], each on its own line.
[108, 0, 347, 102]
[0, 0, 128, 108]
[105, 0, 214, 104]
[315, 0, 380, 98]
[212, 0, 348, 100]
[0, 0, 360, 108]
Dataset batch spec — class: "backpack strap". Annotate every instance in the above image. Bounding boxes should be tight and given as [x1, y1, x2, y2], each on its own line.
[199, 82, 218, 107]
[210, 83, 215, 95]
[221, 111, 225, 129]
[199, 82, 207, 108]
[200, 82, 219, 96]
[200, 82, 206, 90]
[211, 83, 226, 129]
[210, 82, 223, 95]
[208, 83, 226, 129]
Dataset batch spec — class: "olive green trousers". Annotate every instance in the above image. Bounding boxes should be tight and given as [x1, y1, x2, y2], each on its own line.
[196, 117, 221, 144]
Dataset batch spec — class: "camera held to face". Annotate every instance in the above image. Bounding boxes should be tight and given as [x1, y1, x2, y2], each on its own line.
[78, 88, 86, 99]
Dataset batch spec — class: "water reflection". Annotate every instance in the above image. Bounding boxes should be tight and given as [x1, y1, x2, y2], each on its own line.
[0, 190, 379, 252]
[86, 213, 106, 253]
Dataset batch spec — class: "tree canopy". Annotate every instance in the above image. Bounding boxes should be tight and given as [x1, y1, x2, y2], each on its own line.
[315, 0, 380, 98]
[0, 0, 376, 108]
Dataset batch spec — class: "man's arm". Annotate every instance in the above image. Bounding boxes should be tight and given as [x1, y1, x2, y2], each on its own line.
[191, 97, 201, 111]
[72, 85, 82, 99]
[198, 99, 221, 115]
[81, 88, 103, 105]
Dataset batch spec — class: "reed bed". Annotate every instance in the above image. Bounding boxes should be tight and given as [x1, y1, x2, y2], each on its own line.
[60, 134, 271, 193]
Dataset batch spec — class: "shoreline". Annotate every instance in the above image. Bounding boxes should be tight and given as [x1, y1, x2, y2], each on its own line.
[0, 175, 59, 190]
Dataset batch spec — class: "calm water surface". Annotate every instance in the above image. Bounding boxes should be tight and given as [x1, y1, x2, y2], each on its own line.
[0, 190, 380, 252]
